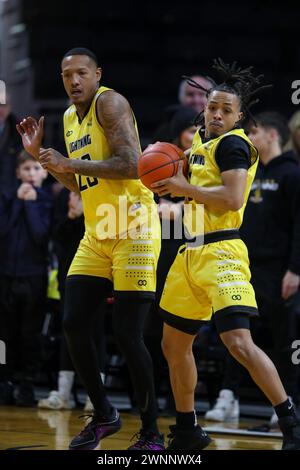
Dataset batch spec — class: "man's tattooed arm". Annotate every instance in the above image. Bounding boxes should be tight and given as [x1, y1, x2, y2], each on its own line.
[65, 91, 140, 179]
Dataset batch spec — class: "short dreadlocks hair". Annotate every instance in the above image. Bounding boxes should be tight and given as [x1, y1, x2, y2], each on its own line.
[183, 58, 272, 127]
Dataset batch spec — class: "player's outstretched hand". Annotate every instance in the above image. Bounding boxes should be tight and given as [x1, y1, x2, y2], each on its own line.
[16, 116, 44, 159]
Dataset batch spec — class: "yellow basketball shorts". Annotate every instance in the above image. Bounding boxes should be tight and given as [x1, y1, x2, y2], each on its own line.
[68, 224, 161, 296]
[160, 237, 258, 330]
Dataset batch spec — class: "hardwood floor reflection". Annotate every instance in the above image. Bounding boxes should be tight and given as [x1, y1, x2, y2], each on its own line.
[0, 406, 281, 450]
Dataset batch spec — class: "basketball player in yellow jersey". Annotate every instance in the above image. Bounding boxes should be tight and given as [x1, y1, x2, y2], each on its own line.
[16, 48, 164, 451]
[152, 59, 300, 451]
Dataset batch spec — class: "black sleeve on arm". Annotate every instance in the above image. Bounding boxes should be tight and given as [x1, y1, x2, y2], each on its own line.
[215, 135, 251, 172]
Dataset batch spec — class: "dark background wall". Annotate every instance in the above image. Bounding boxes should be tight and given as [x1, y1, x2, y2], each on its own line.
[3, 0, 300, 141]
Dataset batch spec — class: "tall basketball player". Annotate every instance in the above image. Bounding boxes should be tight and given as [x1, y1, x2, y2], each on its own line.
[17, 48, 164, 451]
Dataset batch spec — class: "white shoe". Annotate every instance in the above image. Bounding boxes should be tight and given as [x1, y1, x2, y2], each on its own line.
[84, 396, 94, 411]
[269, 410, 279, 429]
[38, 390, 74, 410]
[205, 389, 240, 422]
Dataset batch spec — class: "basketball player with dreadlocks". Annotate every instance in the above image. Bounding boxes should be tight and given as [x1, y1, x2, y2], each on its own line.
[152, 59, 300, 450]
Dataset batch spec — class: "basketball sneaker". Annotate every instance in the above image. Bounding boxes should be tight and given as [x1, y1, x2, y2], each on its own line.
[167, 424, 212, 450]
[204, 389, 239, 422]
[278, 415, 300, 450]
[127, 430, 165, 450]
[69, 408, 121, 450]
[38, 391, 74, 410]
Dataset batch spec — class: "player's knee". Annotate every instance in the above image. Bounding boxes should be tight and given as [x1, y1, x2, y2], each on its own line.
[161, 337, 191, 366]
[224, 336, 254, 364]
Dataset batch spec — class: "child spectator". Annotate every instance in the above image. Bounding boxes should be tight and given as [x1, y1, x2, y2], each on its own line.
[0, 151, 52, 406]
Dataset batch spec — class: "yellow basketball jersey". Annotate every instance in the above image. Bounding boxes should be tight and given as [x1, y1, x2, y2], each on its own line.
[64, 86, 156, 239]
[185, 128, 258, 236]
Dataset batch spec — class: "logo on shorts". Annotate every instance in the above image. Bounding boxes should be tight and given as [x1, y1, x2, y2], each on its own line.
[231, 295, 241, 301]
[138, 280, 147, 286]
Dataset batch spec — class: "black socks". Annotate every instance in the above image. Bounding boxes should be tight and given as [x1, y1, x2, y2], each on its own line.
[274, 398, 297, 419]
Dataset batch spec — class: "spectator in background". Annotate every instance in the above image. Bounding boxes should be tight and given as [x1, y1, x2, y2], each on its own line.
[153, 75, 213, 143]
[285, 110, 300, 163]
[0, 94, 22, 192]
[205, 112, 300, 426]
[178, 75, 213, 114]
[168, 106, 199, 150]
[0, 151, 52, 406]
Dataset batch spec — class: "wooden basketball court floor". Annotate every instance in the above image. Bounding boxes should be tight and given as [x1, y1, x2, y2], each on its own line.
[0, 406, 281, 450]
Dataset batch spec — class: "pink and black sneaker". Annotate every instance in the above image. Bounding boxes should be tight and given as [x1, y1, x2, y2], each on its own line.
[127, 430, 165, 450]
[69, 408, 121, 450]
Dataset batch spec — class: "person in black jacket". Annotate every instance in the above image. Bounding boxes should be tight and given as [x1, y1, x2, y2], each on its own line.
[0, 151, 52, 406]
[205, 112, 300, 425]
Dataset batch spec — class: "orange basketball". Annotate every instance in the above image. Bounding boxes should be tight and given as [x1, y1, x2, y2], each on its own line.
[138, 142, 188, 191]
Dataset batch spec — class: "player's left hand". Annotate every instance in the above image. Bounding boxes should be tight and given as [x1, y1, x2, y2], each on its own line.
[16, 116, 44, 160]
[151, 161, 190, 197]
[39, 148, 71, 173]
[281, 270, 300, 300]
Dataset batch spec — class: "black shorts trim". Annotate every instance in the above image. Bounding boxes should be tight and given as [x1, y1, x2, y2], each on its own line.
[66, 274, 112, 289]
[159, 307, 205, 335]
[114, 290, 155, 300]
[186, 229, 240, 247]
[214, 305, 259, 334]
